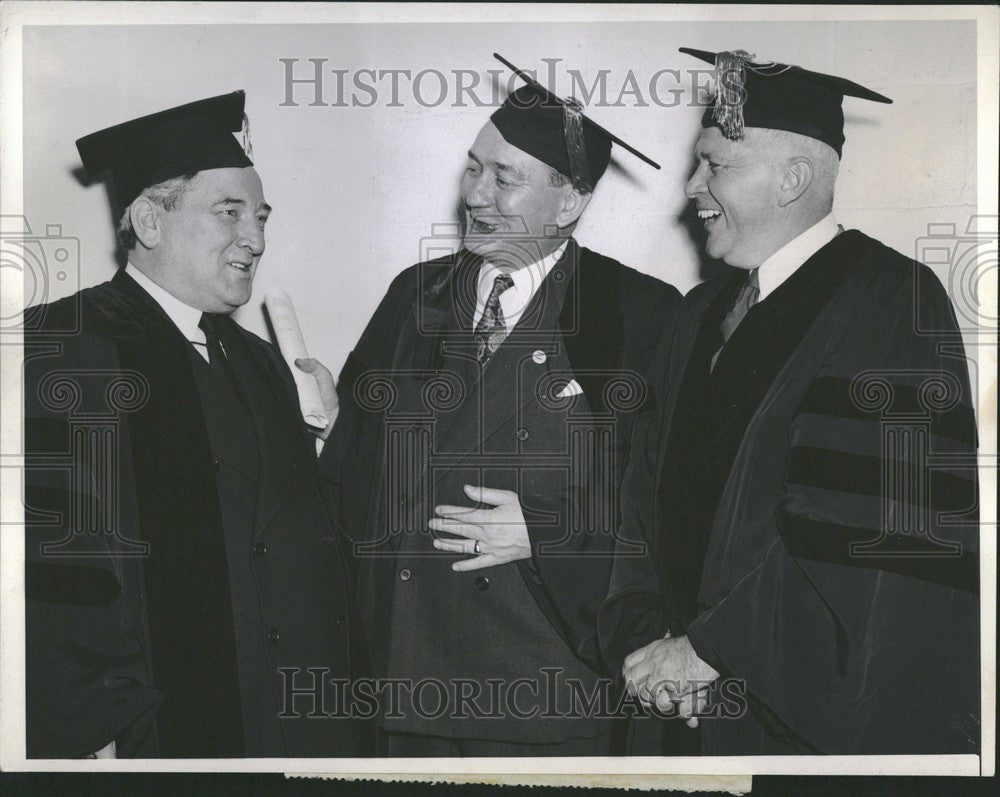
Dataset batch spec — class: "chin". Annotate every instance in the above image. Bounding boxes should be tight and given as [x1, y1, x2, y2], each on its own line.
[463, 237, 499, 256]
[225, 291, 253, 310]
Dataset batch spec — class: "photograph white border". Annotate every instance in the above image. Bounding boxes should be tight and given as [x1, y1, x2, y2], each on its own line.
[1, 2, 996, 784]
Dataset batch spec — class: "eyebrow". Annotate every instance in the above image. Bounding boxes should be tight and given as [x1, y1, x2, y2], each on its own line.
[493, 161, 527, 182]
[466, 150, 528, 183]
[216, 197, 272, 214]
[694, 148, 727, 162]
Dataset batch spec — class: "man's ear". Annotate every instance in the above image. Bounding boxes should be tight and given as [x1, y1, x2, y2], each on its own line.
[777, 157, 813, 207]
[555, 187, 593, 228]
[129, 198, 161, 249]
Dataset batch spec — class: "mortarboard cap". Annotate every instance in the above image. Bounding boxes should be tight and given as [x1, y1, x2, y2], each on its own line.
[491, 53, 659, 192]
[679, 48, 892, 158]
[76, 91, 253, 209]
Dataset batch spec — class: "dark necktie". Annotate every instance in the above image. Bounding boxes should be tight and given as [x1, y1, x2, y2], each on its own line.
[712, 269, 759, 371]
[474, 273, 514, 366]
[198, 312, 227, 366]
[199, 312, 251, 409]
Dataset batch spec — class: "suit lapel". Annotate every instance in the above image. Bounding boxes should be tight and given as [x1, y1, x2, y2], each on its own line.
[214, 316, 315, 541]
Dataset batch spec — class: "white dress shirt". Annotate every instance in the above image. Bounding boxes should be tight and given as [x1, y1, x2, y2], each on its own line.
[472, 240, 569, 332]
[125, 265, 327, 454]
[125, 263, 211, 361]
[756, 214, 840, 301]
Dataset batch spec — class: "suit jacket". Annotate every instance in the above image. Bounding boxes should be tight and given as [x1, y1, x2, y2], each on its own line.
[323, 239, 680, 742]
[24, 270, 369, 758]
[599, 231, 979, 754]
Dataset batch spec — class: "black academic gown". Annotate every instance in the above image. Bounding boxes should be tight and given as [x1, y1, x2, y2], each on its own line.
[322, 239, 680, 746]
[24, 270, 370, 758]
[599, 230, 979, 755]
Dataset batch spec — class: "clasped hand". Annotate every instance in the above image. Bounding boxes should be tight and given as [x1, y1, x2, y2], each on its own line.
[622, 634, 720, 728]
[429, 485, 531, 571]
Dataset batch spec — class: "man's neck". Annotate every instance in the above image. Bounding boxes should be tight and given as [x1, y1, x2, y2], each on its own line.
[755, 213, 839, 300]
[484, 235, 570, 272]
[124, 262, 206, 343]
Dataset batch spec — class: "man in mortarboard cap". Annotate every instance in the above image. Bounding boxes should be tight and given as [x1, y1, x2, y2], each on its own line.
[610, 49, 979, 755]
[23, 92, 369, 758]
[313, 55, 680, 756]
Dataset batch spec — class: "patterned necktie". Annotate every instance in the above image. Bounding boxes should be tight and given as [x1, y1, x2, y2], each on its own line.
[474, 273, 514, 366]
[711, 269, 759, 371]
[198, 312, 227, 366]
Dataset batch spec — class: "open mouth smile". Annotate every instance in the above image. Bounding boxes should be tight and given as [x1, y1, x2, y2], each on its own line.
[469, 217, 501, 234]
[697, 208, 723, 226]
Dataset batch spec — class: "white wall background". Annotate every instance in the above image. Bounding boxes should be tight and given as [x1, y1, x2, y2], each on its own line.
[22, 20, 978, 377]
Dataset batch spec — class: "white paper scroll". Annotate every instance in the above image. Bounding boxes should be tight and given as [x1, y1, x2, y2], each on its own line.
[263, 287, 329, 430]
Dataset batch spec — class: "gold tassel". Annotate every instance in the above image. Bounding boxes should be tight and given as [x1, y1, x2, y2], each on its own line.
[241, 112, 253, 159]
[562, 98, 592, 193]
[713, 50, 755, 140]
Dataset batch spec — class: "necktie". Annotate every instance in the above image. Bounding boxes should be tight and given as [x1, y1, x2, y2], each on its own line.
[474, 273, 514, 365]
[712, 269, 759, 371]
[198, 312, 227, 366]
[721, 268, 760, 343]
[199, 312, 251, 410]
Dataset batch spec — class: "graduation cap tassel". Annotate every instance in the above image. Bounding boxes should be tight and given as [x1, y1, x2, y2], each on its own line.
[562, 98, 593, 193]
[241, 112, 253, 159]
[713, 50, 754, 140]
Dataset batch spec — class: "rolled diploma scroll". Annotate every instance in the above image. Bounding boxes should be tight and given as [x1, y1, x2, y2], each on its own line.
[263, 287, 329, 430]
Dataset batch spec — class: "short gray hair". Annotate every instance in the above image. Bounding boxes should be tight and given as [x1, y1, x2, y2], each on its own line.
[547, 165, 572, 188]
[116, 173, 200, 253]
[749, 128, 839, 209]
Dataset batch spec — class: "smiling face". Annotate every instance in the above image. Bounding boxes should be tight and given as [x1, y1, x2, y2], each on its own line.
[460, 122, 580, 267]
[151, 167, 270, 313]
[685, 127, 787, 270]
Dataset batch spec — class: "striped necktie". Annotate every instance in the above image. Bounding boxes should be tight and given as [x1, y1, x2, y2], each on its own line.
[474, 273, 514, 366]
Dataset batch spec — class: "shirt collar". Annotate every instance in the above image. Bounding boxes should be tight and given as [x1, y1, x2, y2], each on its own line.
[475, 239, 569, 332]
[756, 214, 840, 301]
[124, 262, 206, 344]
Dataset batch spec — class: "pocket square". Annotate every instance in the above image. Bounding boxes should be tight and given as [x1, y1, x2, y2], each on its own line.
[556, 379, 583, 398]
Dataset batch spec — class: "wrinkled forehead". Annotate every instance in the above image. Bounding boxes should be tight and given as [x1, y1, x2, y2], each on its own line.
[693, 127, 741, 157]
[191, 166, 268, 207]
[469, 121, 548, 180]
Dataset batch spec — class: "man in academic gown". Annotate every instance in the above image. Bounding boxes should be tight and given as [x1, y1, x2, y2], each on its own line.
[319, 56, 681, 755]
[23, 92, 369, 758]
[604, 49, 980, 755]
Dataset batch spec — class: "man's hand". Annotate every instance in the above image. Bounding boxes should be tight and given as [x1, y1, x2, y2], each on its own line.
[623, 635, 719, 728]
[429, 485, 531, 571]
[295, 357, 339, 440]
[655, 683, 712, 729]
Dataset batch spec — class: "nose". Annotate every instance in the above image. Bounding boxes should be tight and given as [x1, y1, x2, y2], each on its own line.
[685, 162, 707, 199]
[237, 218, 265, 257]
[463, 170, 493, 209]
